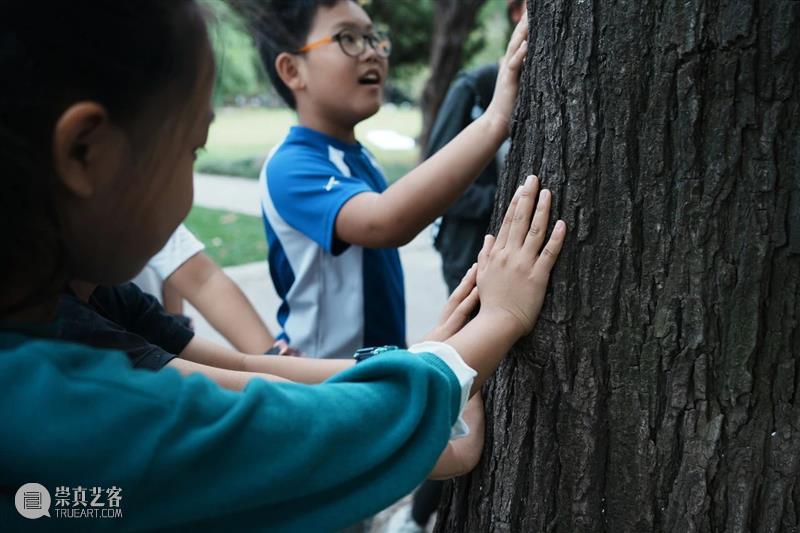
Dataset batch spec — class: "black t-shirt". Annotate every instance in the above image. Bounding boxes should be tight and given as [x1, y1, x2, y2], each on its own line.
[56, 282, 194, 370]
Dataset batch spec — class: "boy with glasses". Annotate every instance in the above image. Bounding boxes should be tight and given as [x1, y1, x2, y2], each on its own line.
[246, 0, 528, 362]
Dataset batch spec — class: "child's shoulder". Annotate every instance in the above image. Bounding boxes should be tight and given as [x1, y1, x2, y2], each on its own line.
[266, 129, 360, 181]
[265, 141, 334, 183]
[269, 136, 325, 163]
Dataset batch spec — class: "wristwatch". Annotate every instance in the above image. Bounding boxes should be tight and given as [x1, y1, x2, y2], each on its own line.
[353, 345, 399, 364]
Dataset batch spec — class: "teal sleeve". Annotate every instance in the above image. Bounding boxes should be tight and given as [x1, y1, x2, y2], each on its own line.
[0, 338, 461, 531]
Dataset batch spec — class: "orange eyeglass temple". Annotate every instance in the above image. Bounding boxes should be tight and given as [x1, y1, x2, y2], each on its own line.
[298, 36, 334, 53]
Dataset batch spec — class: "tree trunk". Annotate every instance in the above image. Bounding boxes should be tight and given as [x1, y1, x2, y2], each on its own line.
[418, 0, 486, 154]
[436, 0, 800, 531]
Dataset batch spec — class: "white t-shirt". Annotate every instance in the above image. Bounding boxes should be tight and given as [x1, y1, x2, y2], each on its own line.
[132, 224, 205, 303]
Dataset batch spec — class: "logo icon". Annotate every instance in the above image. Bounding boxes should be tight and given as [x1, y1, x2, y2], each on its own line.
[15, 483, 51, 519]
[324, 176, 341, 191]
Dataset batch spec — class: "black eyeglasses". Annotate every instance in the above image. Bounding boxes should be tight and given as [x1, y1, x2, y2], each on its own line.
[298, 29, 392, 58]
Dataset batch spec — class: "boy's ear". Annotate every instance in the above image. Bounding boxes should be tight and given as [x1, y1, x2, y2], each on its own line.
[52, 102, 125, 199]
[275, 52, 306, 92]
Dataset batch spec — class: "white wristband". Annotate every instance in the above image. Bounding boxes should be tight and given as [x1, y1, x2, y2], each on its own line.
[408, 341, 477, 440]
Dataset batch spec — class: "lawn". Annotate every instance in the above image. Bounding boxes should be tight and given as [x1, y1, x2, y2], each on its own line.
[184, 205, 267, 267]
[195, 106, 421, 182]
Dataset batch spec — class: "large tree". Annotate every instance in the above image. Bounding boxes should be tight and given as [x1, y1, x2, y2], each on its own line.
[436, 0, 800, 531]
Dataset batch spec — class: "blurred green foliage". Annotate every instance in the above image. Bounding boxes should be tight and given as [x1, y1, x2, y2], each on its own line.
[203, 0, 265, 105]
[363, 0, 433, 70]
[466, 0, 513, 68]
[201, 0, 510, 106]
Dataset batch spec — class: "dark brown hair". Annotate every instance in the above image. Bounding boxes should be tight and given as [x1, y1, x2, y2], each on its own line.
[0, 1, 209, 314]
[231, 0, 352, 109]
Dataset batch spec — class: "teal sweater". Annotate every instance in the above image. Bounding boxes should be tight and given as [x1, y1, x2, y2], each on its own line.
[0, 332, 461, 531]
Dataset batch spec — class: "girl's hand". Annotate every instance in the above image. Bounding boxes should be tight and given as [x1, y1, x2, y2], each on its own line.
[476, 175, 566, 338]
[428, 392, 485, 480]
[271, 340, 304, 357]
[423, 264, 480, 343]
[483, 16, 529, 136]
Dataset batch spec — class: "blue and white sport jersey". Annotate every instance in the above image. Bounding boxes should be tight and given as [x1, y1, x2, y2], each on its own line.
[260, 126, 406, 359]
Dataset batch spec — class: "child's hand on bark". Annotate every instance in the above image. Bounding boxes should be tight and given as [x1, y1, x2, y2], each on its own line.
[476, 175, 565, 338]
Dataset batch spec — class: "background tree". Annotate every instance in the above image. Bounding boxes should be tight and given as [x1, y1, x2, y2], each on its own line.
[214, 0, 494, 108]
[204, 0, 267, 105]
[436, 0, 800, 531]
[365, 0, 492, 106]
[365, 0, 433, 70]
[417, 0, 487, 152]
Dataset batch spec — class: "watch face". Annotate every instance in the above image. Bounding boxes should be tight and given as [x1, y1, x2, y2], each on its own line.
[354, 345, 399, 363]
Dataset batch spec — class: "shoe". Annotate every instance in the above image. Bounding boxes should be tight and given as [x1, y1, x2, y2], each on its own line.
[384, 504, 424, 533]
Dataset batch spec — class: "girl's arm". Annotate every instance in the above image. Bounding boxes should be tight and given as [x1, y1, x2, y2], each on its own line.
[179, 262, 484, 383]
[5, 341, 465, 531]
[165, 251, 275, 353]
[429, 392, 485, 480]
[334, 19, 529, 248]
[175, 343, 485, 480]
[167, 357, 289, 390]
[179, 335, 354, 383]
[161, 277, 185, 315]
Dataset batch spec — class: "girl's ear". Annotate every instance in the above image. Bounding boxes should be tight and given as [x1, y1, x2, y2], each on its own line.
[52, 102, 124, 198]
[275, 52, 306, 92]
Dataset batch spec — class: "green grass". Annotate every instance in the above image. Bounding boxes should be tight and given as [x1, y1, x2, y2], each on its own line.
[195, 106, 421, 182]
[184, 206, 267, 267]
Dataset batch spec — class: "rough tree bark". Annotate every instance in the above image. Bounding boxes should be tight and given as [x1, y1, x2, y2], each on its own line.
[437, 0, 800, 531]
[418, 0, 486, 153]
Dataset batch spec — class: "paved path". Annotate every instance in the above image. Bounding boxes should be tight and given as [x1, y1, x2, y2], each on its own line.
[190, 174, 449, 349]
[194, 173, 262, 216]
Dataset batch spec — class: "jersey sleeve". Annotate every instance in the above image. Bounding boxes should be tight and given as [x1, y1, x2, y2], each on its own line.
[265, 147, 372, 253]
[146, 224, 205, 280]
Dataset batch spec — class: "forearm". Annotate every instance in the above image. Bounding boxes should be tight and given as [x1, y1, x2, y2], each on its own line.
[181, 268, 275, 353]
[445, 311, 521, 397]
[241, 355, 354, 384]
[180, 336, 248, 370]
[429, 393, 485, 479]
[181, 336, 354, 384]
[167, 357, 289, 391]
[376, 114, 507, 245]
[161, 281, 184, 315]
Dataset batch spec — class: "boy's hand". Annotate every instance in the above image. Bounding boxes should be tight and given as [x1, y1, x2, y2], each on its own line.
[484, 16, 529, 136]
[423, 264, 480, 342]
[476, 175, 565, 338]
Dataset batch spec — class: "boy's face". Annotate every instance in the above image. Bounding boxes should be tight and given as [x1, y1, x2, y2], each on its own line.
[297, 0, 388, 127]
